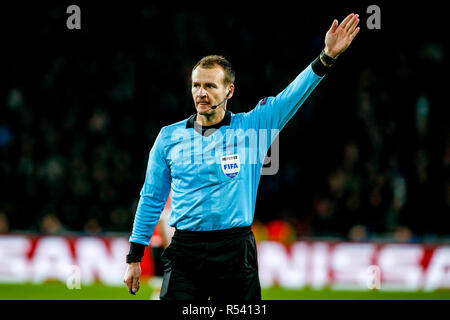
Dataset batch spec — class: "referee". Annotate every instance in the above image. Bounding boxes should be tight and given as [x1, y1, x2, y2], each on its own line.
[124, 13, 360, 300]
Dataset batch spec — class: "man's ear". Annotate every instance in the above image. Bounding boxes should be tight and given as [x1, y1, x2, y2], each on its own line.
[227, 84, 235, 99]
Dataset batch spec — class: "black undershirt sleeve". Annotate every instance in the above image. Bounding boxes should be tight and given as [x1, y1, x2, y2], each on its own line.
[126, 242, 146, 263]
[311, 54, 331, 77]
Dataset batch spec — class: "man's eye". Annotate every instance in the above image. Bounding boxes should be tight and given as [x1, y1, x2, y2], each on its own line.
[207, 84, 214, 88]
[193, 84, 199, 88]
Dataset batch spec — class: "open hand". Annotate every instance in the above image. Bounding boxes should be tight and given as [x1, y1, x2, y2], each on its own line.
[324, 13, 360, 58]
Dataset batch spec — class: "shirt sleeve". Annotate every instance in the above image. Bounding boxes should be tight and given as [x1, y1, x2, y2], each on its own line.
[244, 62, 325, 132]
[129, 128, 172, 246]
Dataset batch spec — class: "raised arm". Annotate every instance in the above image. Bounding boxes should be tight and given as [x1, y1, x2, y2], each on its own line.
[244, 13, 360, 132]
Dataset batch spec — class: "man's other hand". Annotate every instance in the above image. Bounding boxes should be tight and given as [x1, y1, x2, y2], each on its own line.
[123, 262, 141, 295]
[324, 13, 360, 58]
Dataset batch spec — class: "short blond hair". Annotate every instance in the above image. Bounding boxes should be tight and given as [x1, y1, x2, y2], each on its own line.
[192, 55, 235, 85]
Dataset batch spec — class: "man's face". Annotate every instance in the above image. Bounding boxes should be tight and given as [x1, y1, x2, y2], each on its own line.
[191, 66, 229, 115]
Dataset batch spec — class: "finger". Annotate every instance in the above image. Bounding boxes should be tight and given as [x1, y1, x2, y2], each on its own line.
[345, 15, 359, 33]
[350, 27, 360, 40]
[132, 277, 140, 293]
[124, 278, 132, 291]
[339, 13, 355, 30]
[329, 19, 338, 33]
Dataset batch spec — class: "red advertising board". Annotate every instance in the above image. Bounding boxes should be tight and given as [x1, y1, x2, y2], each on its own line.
[1, 235, 449, 291]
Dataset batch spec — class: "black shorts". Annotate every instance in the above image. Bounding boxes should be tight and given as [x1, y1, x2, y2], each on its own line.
[151, 246, 165, 277]
[159, 226, 261, 301]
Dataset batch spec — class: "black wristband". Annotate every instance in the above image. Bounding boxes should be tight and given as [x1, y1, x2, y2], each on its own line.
[126, 242, 146, 263]
[320, 49, 337, 67]
[311, 55, 329, 77]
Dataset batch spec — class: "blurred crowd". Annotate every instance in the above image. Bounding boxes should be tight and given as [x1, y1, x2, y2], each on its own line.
[0, 4, 448, 241]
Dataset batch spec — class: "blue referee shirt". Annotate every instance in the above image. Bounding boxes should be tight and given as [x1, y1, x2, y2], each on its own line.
[130, 60, 326, 246]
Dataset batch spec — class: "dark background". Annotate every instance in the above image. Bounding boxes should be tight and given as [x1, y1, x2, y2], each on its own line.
[0, 1, 448, 241]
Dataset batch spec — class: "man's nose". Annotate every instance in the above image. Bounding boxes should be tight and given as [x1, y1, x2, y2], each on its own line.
[198, 87, 207, 97]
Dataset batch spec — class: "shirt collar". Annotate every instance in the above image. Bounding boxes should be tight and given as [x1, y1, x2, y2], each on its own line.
[186, 110, 231, 136]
